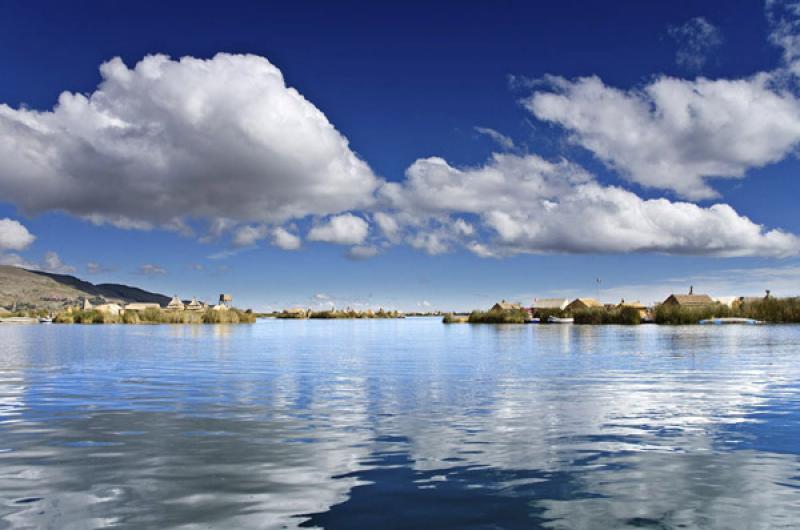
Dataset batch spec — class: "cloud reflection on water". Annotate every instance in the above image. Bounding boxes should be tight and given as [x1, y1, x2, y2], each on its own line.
[0, 321, 799, 528]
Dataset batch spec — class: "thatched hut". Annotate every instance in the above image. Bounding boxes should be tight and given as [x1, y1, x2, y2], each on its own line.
[166, 295, 185, 311]
[185, 297, 203, 311]
[566, 298, 603, 311]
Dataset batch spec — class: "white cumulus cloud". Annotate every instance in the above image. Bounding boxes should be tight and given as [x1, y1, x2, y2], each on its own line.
[0, 218, 35, 251]
[307, 214, 369, 245]
[0, 53, 379, 230]
[271, 227, 301, 250]
[526, 74, 800, 200]
[232, 224, 269, 248]
[380, 153, 800, 258]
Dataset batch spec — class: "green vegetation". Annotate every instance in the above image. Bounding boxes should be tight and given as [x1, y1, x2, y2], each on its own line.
[270, 309, 403, 319]
[442, 313, 468, 323]
[572, 306, 642, 325]
[653, 304, 727, 325]
[468, 308, 529, 324]
[309, 309, 401, 319]
[654, 297, 800, 324]
[274, 311, 307, 319]
[739, 297, 800, 323]
[54, 308, 255, 325]
[1, 308, 52, 318]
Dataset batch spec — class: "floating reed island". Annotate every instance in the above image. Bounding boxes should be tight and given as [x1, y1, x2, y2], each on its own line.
[445, 289, 800, 325]
[268, 308, 403, 319]
[50, 294, 255, 325]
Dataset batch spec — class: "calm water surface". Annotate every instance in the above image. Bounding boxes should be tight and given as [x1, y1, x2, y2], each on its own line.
[1, 319, 800, 529]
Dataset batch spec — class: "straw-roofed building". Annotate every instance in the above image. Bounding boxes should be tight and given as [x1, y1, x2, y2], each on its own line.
[566, 298, 603, 311]
[491, 300, 522, 311]
[531, 298, 569, 311]
[166, 295, 184, 311]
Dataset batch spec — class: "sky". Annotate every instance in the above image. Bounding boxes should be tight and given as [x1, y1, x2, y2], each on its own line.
[1, 0, 800, 311]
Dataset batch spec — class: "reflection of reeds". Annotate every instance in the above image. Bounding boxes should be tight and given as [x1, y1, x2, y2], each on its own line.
[54, 308, 256, 324]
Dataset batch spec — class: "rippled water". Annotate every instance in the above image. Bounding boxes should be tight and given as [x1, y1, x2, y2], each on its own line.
[1, 319, 800, 529]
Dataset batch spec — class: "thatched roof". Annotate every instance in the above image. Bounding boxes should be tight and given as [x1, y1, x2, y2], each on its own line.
[567, 298, 603, 310]
[166, 295, 184, 310]
[663, 294, 713, 306]
[124, 302, 160, 311]
[185, 297, 203, 310]
[532, 298, 569, 310]
[492, 300, 521, 311]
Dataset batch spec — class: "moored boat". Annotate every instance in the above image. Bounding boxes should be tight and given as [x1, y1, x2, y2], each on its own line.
[39, 316, 53, 323]
[547, 316, 574, 324]
[698, 317, 762, 325]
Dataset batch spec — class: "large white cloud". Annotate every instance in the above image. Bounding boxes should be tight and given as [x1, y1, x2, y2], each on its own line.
[0, 218, 35, 251]
[1, 45, 798, 261]
[380, 153, 800, 258]
[0, 53, 380, 229]
[526, 74, 800, 200]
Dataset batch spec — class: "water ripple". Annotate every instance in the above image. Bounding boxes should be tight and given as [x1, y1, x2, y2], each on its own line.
[0, 320, 799, 528]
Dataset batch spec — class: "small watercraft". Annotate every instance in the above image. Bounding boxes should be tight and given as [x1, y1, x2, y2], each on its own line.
[38, 316, 53, 323]
[547, 316, 574, 324]
[527, 317, 541, 324]
[698, 317, 761, 325]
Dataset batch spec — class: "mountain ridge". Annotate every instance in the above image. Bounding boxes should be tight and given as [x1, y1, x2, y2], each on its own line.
[0, 265, 170, 311]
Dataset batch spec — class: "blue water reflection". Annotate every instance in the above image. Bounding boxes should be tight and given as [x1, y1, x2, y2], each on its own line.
[0, 319, 799, 528]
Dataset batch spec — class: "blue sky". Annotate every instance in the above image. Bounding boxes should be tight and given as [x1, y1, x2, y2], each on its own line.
[1, 0, 800, 311]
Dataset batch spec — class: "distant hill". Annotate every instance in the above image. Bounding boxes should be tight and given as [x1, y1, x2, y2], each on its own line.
[0, 265, 169, 311]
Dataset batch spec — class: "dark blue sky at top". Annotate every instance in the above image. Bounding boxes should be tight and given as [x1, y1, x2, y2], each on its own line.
[0, 0, 777, 183]
[0, 0, 797, 310]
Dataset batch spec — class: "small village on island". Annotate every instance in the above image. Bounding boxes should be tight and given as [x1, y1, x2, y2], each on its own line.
[1, 259, 799, 326]
[51, 293, 256, 324]
[445, 286, 800, 325]
[0, 292, 256, 325]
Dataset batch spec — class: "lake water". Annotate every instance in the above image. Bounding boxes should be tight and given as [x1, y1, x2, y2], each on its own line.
[1, 319, 800, 529]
